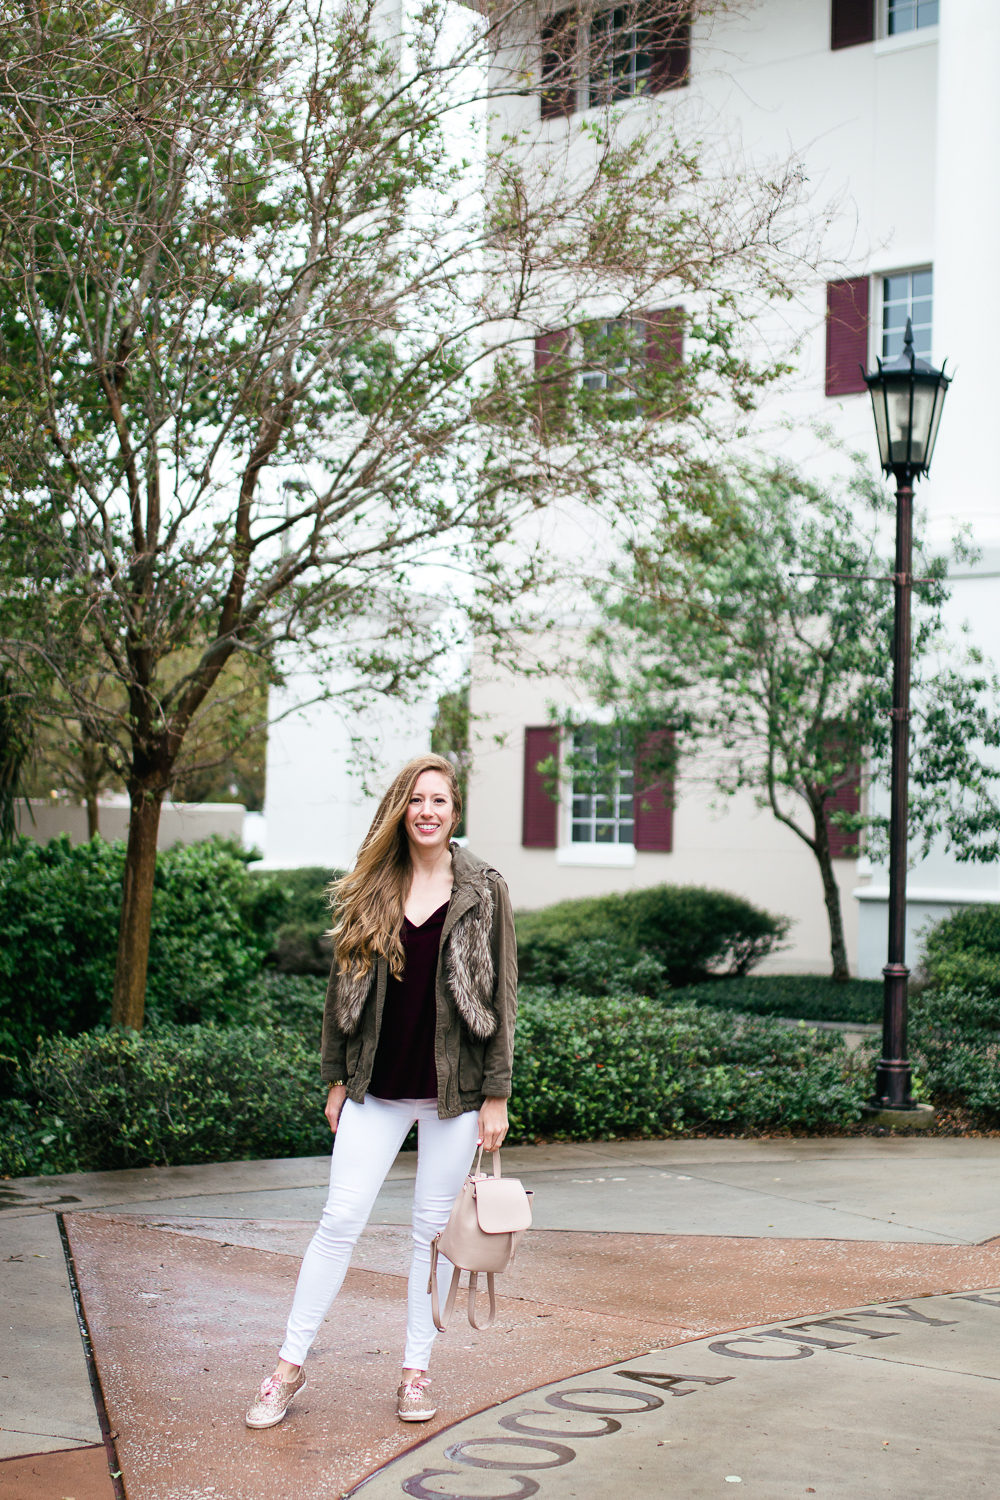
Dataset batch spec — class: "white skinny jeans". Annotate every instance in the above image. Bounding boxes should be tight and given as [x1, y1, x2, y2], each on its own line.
[279, 1094, 480, 1370]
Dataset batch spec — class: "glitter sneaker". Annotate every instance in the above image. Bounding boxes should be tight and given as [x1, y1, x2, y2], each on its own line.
[397, 1374, 437, 1422]
[245, 1369, 307, 1429]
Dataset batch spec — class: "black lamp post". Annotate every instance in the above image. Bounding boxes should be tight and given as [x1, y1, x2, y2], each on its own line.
[863, 319, 951, 1111]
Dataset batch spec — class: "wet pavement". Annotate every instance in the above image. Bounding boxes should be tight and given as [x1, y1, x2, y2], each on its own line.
[4, 1137, 1000, 1498]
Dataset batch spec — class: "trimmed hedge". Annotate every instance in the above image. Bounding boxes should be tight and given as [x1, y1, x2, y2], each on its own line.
[1, 989, 869, 1175]
[673, 976, 883, 1025]
[922, 906, 1000, 998]
[1, 1022, 332, 1176]
[259, 971, 327, 1034]
[883, 984, 1000, 1119]
[254, 865, 342, 975]
[509, 989, 868, 1140]
[0, 835, 290, 1062]
[515, 885, 790, 989]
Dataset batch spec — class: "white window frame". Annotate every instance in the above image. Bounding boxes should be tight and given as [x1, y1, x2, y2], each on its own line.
[579, 318, 643, 392]
[875, 265, 933, 366]
[586, 6, 654, 110]
[876, 0, 940, 43]
[555, 723, 637, 867]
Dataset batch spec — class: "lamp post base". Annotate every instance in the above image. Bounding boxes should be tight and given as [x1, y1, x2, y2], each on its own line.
[861, 1103, 936, 1130]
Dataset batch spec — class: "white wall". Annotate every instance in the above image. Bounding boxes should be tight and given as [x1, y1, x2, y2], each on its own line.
[468, 651, 858, 974]
[261, 671, 436, 869]
[15, 797, 246, 850]
[469, 0, 1000, 973]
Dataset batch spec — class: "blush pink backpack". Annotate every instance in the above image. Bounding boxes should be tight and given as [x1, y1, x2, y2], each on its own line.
[429, 1146, 533, 1332]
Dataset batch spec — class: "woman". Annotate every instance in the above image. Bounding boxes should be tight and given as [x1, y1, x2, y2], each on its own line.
[245, 754, 517, 1428]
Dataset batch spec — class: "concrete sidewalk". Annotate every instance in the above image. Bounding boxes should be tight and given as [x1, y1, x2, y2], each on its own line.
[360, 1288, 1000, 1499]
[4, 1136, 1000, 1498]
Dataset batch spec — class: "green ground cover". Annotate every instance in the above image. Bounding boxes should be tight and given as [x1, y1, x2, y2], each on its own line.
[672, 976, 884, 1025]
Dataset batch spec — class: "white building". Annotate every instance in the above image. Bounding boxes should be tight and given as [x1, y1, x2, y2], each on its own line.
[464, 0, 1000, 975]
[260, 665, 436, 870]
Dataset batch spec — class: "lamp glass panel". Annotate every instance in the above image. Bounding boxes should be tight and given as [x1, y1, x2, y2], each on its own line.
[886, 385, 915, 465]
[924, 382, 948, 470]
[870, 386, 891, 469]
[884, 380, 941, 468]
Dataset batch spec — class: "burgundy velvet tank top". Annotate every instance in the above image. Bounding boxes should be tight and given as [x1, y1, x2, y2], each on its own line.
[367, 899, 449, 1100]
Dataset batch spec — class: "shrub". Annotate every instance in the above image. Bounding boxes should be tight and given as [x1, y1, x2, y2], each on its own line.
[673, 976, 883, 1025]
[0, 835, 290, 1061]
[0, 987, 871, 1176]
[259, 972, 328, 1037]
[922, 906, 1000, 998]
[888, 984, 1000, 1121]
[508, 988, 867, 1141]
[253, 865, 342, 974]
[2, 1022, 332, 1175]
[522, 939, 669, 999]
[515, 885, 790, 989]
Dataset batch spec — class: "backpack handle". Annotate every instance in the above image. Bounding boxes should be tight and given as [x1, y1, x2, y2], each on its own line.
[473, 1144, 502, 1179]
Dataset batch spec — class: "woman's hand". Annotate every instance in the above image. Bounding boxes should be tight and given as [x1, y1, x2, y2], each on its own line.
[478, 1096, 509, 1153]
[325, 1084, 348, 1134]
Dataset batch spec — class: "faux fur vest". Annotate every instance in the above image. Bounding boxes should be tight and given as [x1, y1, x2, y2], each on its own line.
[332, 869, 498, 1040]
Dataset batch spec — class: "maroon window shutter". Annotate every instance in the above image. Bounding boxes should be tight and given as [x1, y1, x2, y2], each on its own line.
[534, 329, 570, 372]
[633, 730, 674, 853]
[522, 726, 559, 848]
[825, 278, 869, 397]
[649, 11, 691, 93]
[645, 307, 684, 366]
[831, 0, 874, 50]
[826, 781, 861, 858]
[540, 10, 577, 120]
[823, 728, 861, 858]
[534, 329, 570, 435]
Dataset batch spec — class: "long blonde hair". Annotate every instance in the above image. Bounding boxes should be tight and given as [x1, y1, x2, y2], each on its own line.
[330, 754, 462, 979]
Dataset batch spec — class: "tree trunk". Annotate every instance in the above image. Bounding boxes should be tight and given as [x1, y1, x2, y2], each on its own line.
[80, 724, 103, 839]
[812, 802, 850, 983]
[110, 786, 164, 1028]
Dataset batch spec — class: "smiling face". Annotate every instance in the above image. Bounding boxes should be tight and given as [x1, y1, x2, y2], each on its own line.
[404, 769, 456, 855]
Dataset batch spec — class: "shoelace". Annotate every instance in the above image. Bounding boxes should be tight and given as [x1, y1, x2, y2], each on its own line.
[259, 1375, 285, 1401]
[401, 1376, 432, 1399]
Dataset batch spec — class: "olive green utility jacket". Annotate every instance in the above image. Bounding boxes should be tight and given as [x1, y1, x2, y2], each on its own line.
[320, 845, 518, 1118]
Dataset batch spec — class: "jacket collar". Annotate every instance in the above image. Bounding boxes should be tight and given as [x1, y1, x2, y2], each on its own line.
[442, 843, 493, 941]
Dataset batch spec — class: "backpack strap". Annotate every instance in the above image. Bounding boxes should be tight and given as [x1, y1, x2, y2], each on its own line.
[467, 1271, 497, 1331]
[429, 1239, 463, 1333]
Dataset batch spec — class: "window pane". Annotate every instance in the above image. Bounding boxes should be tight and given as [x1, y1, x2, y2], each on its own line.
[570, 726, 635, 847]
[589, 6, 651, 105]
[888, 0, 937, 30]
[888, 1, 916, 32]
[882, 269, 933, 360]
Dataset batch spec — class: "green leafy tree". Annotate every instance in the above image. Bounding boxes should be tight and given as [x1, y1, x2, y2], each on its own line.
[582, 465, 1000, 981]
[0, 0, 813, 1027]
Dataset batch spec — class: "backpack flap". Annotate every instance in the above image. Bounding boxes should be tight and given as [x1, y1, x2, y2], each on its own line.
[473, 1177, 533, 1234]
